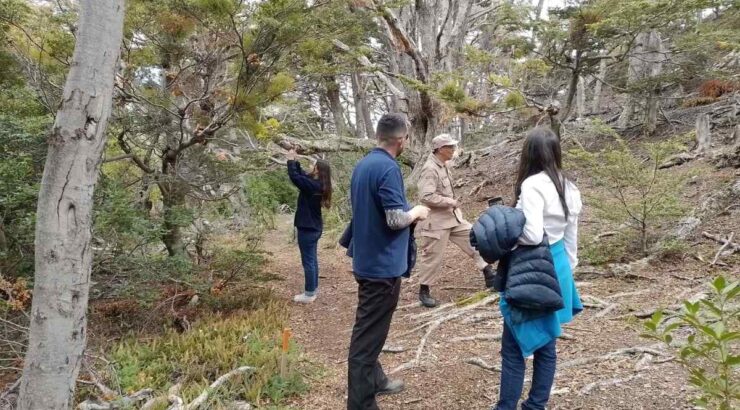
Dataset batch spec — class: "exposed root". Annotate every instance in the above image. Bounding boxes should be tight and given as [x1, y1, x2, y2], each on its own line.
[594, 303, 619, 319]
[460, 311, 499, 324]
[389, 321, 442, 374]
[465, 357, 501, 373]
[579, 374, 642, 395]
[581, 295, 610, 309]
[406, 302, 456, 321]
[605, 290, 651, 299]
[185, 366, 254, 410]
[451, 333, 501, 343]
[390, 294, 499, 374]
[382, 344, 406, 353]
[77, 389, 153, 410]
[560, 344, 669, 370]
[709, 231, 736, 265]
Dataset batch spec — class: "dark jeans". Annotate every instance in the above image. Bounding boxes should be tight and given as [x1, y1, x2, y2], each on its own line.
[347, 276, 401, 410]
[495, 322, 557, 410]
[296, 228, 321, 294]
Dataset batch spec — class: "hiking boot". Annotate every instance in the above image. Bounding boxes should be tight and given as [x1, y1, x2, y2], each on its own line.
[293, 293, 317, 304]
[419, 285, 439, 308]
[377, 378, 404, 396]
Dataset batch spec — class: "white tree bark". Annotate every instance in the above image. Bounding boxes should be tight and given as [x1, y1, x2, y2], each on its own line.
[696, 114, 711, 153]
[643, 31, 664, 134]
[18, 1, 125, 409]
[576, 75, 586, 119]
[618, 33, 648, 129]
[591, 58, 607, 113]
[351, 71, 375, 139]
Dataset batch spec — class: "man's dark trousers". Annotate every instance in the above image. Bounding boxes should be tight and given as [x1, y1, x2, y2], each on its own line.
[347, 276, 401, 410]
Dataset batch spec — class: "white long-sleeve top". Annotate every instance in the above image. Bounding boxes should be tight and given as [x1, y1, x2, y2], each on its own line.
[515, 171, 583, 269]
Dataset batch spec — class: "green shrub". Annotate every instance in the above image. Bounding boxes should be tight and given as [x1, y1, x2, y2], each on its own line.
[569, 138, 688, 255]
[0, 111, 50, 278]
[655, 238, 690, 261]
[643, 277, 739, 409]
[94, 177, 164, 254]
[580, 232, 632, 266]
[244, 170, 298, 229]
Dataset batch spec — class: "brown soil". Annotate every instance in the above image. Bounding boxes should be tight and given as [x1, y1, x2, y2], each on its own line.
[266, 128, 738, 409]
[265, 213, 736, 410]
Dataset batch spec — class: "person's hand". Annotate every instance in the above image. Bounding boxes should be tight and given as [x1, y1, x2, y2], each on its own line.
[449, 198, 460, 208]
[409, 205, 430, 221]
[286, 149, 297, 161]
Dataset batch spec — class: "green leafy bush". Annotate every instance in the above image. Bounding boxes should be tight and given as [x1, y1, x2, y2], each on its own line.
[580, 232, 632, 266]
[0, 110, 50, 277]
[243, 170, 298, 229]
[569, 138, 688, 255]
[643, 277, 739, 409]
[94, 178, 164, 254]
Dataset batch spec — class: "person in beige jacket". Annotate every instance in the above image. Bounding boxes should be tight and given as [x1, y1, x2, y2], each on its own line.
[416, 134, 492, 307]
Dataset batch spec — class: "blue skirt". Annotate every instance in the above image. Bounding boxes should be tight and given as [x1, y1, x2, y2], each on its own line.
[499, 240, 583, 357]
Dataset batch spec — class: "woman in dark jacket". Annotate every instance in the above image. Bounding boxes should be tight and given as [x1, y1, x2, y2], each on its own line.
[493, 128, 583, 410]
[286, 149, 332, 304]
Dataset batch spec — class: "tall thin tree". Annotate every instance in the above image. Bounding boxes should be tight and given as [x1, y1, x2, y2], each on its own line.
[18, 1, 125, 408]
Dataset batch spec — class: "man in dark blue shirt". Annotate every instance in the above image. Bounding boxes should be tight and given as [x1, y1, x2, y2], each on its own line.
[347, 113, 429, 410]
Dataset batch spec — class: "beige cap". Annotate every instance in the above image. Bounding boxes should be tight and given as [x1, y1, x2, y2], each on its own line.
[432, 133, 459, 149]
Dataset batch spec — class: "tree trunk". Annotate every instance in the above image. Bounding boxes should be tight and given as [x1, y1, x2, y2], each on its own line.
[576, 75, 586, 119]
[643, 31, 663, 135]
[325, 76, 348, 136]
[644, 91, 660, 134]
[535, 0, 546, 20]
[159, 146, 189, 258]
[696, 114, 711, 153]
[350, 72, 364, 138]
[0, 221, 8, 252]
[560, 52, 582, 122]
[618, 32, 649, 129]
[18, 1, 125, 409]
[160, 185, 188, 257]
[351, 71, 374, 139]
[591, 58, 607, 114]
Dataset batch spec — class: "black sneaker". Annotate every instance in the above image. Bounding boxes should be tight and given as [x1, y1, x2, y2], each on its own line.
[377, 378, 405, 396]
[419, 285, 439, 308]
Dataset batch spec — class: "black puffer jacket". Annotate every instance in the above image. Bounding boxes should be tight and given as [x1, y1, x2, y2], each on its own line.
[470, 206, 563, 320]
[469, 205, 525, 263]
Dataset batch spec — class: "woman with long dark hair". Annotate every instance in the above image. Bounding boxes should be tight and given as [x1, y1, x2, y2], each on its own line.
[286, 149, 332, 303]
[494, 127, 583, 410]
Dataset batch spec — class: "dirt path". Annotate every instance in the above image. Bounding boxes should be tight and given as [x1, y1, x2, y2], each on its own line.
[264, 215, 692, 410]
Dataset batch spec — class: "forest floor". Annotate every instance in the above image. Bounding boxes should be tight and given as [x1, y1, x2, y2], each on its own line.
[265, 120, 740, 409]
[265, 211, 704, 410]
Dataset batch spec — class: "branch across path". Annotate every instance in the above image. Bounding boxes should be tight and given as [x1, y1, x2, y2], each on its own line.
[264, 214, 692, 409]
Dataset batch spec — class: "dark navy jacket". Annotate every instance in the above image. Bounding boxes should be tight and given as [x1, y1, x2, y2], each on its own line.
[348, 148, 410, 278]
[287, 160, 323, 231]
[470, 206, 563, 319]
[338, 220, 417, 278]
